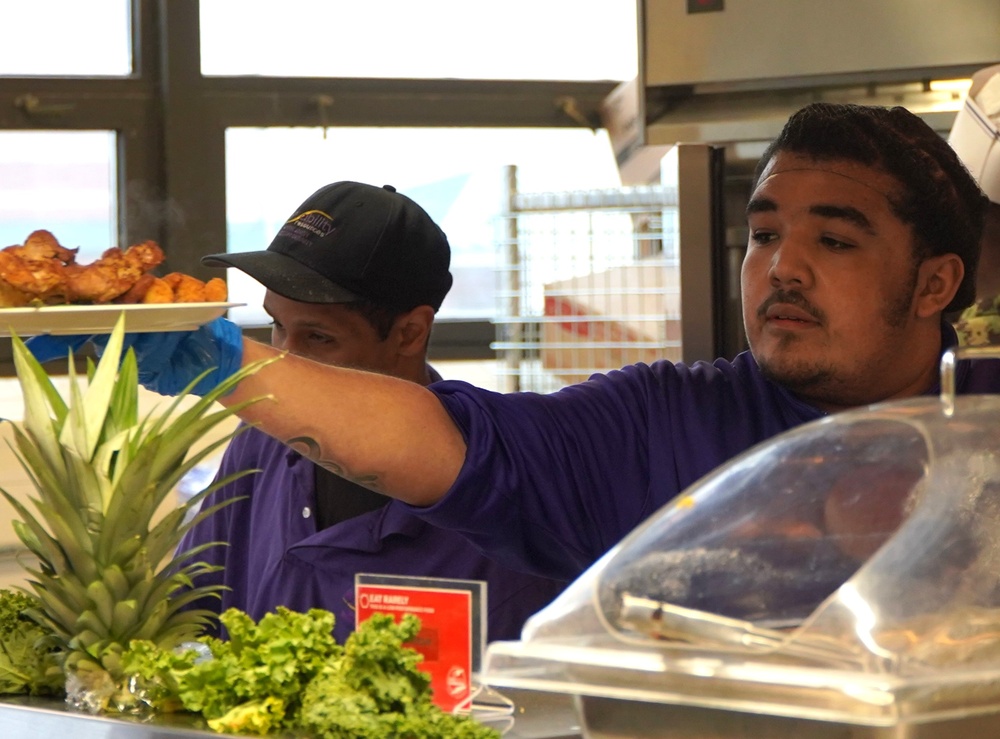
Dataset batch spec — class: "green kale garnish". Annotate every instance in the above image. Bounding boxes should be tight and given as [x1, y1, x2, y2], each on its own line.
[299, 612, 498, 739]
[123, 607, 500, 737]
[0, 588, 64, 696]
[125, 606, 340, 730]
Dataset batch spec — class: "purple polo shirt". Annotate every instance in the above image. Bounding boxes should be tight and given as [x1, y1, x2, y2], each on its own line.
[411, 323, 1000, 581]
[177, 427, 568, 644]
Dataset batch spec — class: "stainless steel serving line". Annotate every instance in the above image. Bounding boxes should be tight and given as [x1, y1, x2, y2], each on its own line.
[0, 689, 583, 739]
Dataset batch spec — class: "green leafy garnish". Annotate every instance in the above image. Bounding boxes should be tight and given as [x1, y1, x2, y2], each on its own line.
[124, 607, 500, 737]
[0, 589, 63, 696]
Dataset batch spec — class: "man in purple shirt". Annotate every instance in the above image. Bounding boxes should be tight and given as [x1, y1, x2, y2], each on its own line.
[32, 103, 1000, 588]
[176, 182, 567, 643]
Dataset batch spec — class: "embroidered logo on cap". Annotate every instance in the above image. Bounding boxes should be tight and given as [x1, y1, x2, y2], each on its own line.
[279, 209, 336, 246]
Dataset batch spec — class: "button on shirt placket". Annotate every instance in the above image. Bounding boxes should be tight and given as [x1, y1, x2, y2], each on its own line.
[285, 451, 318, 540]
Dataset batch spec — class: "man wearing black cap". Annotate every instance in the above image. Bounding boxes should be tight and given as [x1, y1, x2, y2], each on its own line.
[177, 181, 567, 644]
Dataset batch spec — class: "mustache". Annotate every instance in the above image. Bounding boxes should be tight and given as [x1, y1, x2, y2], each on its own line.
[757, 290, 824, 321]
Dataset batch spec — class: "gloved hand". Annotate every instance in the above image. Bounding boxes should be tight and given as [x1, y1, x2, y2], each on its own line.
[121, 316, 245, 397]
[25, 317, 244, 397]
[24, 333, 94, 363]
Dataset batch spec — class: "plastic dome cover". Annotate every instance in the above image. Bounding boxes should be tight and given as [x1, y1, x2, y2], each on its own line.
[482, 355, 1000, 728]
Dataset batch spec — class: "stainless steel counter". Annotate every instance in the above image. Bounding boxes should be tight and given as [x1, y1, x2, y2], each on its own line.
[492, 688, 582, 739]
[0, 688, 583, 738]
[0, 696, 217, 739]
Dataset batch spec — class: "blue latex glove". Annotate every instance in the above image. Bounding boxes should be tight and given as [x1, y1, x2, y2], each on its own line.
[24, 333, 93, 363]
[116, 317, 245, 397]
[26, 317, 244, 397]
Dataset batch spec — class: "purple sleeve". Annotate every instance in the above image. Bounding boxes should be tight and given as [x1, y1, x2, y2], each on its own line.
[425, 376, 657, 580]
[412, 364, 694, 579]
[411, 357, 823, 581]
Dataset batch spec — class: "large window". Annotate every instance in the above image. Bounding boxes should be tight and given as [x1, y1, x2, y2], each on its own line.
[200, 0, 637, 81]
[0, 132, 117, 261]
[0, 0, 131, 77]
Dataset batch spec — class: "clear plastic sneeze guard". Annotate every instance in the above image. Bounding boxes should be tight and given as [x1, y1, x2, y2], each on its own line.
[482, 347, 1000, 738]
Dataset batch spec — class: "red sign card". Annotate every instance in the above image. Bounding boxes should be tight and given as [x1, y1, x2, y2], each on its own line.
[355, 574, 485, 713]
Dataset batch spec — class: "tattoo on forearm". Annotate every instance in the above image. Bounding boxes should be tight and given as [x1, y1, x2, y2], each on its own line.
[286, 435, 382, 490]
[287, 435, 321, 459]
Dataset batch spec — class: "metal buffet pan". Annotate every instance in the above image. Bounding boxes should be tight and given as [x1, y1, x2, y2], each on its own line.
[483, 348, 1000, 737]
[573, 695, 1000, 739]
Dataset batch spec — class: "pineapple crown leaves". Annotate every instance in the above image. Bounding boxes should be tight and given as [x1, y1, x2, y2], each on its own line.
[61, 324, 132, 461]
[10, 324, 136, 490]
[93, 431, 259, 572]
[0, 314, 281, 671]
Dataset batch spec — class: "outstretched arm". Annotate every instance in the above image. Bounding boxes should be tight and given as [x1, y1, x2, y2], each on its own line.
[223, 338, 467, 506]
[26, 319, 467, 507]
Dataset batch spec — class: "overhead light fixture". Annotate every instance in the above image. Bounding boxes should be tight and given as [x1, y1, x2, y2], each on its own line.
[928, 78, 973, 94]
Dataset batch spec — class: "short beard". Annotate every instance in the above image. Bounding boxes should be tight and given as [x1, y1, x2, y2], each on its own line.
[755, 260, 920, 405]
[753, 289, 835, 394]
[883, 259, 920, 329]
[757, 346, 837, 398]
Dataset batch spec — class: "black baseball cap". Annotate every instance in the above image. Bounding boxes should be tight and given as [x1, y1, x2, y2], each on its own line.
[202, 181, 453, 311]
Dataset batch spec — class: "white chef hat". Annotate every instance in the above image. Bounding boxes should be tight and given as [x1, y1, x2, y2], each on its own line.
[949, 64, 1000, 204]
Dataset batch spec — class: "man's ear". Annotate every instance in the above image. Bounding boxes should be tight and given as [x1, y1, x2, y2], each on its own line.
[914, 253, 964, 318]
[394, 305, 436, 356]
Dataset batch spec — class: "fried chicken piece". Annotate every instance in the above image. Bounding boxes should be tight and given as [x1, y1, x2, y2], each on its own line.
[0, 278, 32, 307]
[162, 271, 212, 302]
[0, 230, 80, 302]
[140, 276, 176, 304]
[137, 273, 227, 303]
[64, 259, 129, 304]
[121, 240, 165, 272]
[0, 248, 71, 302]
[6, 229, 79, 265]
[203, 277, 228, 302]
[65, 241, 166, 303]
[115, 273, 156, 304]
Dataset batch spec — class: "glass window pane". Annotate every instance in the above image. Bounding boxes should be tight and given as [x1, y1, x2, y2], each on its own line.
[224, 126, 621, 323]
[0, 1, 131, 77]
[202, 0, 636, 81]
[0, 132, 117, 262]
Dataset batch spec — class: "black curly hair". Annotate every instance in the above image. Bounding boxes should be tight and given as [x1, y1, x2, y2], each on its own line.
[752, 102, 989, 313]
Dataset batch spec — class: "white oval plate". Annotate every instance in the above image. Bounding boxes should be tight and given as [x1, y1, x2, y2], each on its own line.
[0, 302, 244, 337]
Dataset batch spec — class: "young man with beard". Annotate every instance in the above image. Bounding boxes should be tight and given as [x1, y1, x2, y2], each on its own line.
[31, 103, 1000, 587]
